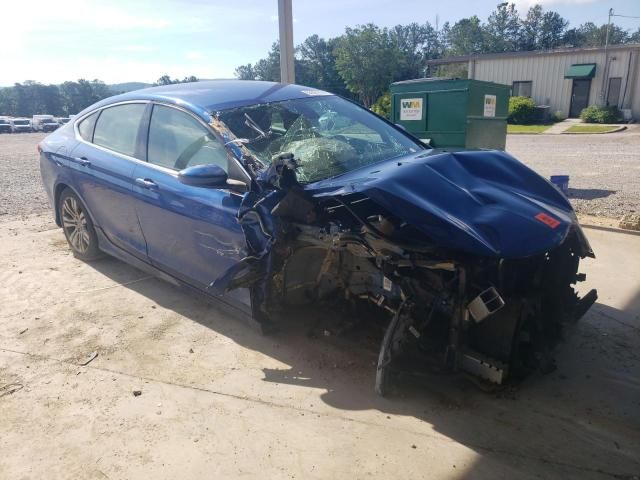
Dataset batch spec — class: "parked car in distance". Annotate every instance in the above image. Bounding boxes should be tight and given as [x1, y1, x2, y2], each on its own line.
[56, 117, 71, 125]
[32, 115, 59, 132]
[10, 118, 32, 133]
[38, 80, 597, 394]
[0, 116, 11, 133]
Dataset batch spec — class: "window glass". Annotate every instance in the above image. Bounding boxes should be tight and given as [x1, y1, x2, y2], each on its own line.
[77, 112, 98, 141]
[512, 81, 532, 97]
[93, 104, 146, 157]
[147, 104, 228, 171]
[218, 96, 423, 184]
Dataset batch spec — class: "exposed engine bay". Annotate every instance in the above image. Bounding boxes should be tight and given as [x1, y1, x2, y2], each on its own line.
[207, 97, 598, 394]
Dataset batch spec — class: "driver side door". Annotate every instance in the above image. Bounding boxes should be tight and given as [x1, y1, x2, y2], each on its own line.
[131, 103, 248, 298]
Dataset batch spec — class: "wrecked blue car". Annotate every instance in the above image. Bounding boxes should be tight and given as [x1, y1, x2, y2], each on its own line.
[39, 80, 597, 393]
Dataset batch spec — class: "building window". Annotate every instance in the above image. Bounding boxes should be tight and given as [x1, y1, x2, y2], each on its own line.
[607, 77, 622, 107]
[512, 81, 532, 97]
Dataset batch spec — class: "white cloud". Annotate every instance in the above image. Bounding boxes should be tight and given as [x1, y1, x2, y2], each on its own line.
[121, 45, 155, 53]
[2, 0, 171, 39]
[0, 0, 277, 85]
[186, 51, 205, 60]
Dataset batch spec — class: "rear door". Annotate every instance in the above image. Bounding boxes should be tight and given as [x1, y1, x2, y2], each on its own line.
[70, 103, 148, 258]
[131, 103, 247, 291]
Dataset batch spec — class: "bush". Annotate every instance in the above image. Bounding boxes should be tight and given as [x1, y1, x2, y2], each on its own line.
[371, 92, 391, 119]
[579, 105, 622, 124]
[551, 110, 566, 123]
[508, 96, 536, 124]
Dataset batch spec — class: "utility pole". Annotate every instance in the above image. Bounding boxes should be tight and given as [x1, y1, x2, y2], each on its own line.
[601, 8, 614, 103]
[605, 8, 613, 49]
[278, 0, 295, 84]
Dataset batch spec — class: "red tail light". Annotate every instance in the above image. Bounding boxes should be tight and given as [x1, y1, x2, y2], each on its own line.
[37, 143, 42, 154]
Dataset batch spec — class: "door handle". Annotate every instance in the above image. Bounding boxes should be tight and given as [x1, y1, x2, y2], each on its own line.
[72, 156, 91, 166]
[135, 178, 158, 189]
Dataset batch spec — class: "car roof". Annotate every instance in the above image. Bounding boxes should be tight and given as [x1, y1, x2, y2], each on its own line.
[89, 80, 333, 120]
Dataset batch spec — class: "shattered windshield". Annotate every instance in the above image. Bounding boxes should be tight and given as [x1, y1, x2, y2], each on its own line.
[218, 95, 424, 183]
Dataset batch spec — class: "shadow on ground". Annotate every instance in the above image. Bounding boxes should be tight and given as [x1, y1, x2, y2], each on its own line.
[84, 255, 640, 479]
[567, 188, 616, 200]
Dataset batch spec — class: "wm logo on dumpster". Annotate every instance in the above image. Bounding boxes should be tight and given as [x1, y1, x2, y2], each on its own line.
[401, 100, 421, 108]
[399, 97, 423, 121]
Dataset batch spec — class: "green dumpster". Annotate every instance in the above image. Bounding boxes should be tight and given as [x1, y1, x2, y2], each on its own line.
[390, 78, 510, 150]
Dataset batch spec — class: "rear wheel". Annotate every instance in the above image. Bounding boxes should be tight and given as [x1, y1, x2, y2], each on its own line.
[58, 189, 102, 261]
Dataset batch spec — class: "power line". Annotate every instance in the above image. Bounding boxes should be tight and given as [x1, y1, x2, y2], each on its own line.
[611, 14, 640, 20]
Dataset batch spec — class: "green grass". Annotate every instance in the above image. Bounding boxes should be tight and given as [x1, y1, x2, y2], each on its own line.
[507, 124, 552, 134]
[565, 124, 620, 134]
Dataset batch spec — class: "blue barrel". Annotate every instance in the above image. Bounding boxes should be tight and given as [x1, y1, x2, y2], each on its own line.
[550, 175, 569, 196]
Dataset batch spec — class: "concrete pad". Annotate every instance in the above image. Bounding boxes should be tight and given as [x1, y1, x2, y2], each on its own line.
[1, 215, 639, 479]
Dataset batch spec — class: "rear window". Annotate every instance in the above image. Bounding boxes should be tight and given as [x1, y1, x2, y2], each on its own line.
[93, 104, 146, 157]
[78, 112, 98, 141]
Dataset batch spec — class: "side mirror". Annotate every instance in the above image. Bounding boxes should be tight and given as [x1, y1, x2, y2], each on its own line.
[178, 164, 228, 187]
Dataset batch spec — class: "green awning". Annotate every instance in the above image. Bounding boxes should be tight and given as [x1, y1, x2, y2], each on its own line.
[565, 63, 596, 79]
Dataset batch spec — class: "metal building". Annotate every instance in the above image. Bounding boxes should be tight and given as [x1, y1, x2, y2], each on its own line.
[426, 43, 640, 120]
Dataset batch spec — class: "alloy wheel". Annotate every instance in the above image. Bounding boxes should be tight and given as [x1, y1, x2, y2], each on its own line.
[61, 196, 90, 254]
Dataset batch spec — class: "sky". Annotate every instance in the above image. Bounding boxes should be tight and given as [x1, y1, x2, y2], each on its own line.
[1, 0, 639, 86]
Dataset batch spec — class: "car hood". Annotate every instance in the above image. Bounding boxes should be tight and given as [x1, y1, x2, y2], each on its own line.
[306, 149, 577, 258]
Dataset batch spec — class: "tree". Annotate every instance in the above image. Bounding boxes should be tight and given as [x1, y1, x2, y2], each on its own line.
[371, 91, 391, 119]
[156, 75, 173, 85]
[571, 22, 628, 47]
[518, 5, 543, 51]
[334, 24, 402, 106]
[296, 35, 350, 96]
[59, 79, 111, 115]
[234, 64, 256, 80]
[155, 75, 199, 86]
[388, 23, 428, 79]
[446, 16, 486, 56]
[250, 43, 281, 82]
[538, 11, 568, 50]
[233, 8, 638, 110]
[485, 2, 521, 53]
[42, 84, 63, 115]
[561, 28, 584, 48]
[0, 88, 15, 115]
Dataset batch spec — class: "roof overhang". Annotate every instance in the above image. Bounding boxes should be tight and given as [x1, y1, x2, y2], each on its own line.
[425, 43, 640, 66]
[565, 63, 596, 79]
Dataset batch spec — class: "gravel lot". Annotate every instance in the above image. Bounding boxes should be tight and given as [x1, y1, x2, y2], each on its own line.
[0, 132, 49, 219]
[507, 127, 640, 219]
[0, 129, 638, 221]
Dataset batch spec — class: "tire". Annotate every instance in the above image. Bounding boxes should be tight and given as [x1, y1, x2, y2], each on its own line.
[58, 189, 102, 261]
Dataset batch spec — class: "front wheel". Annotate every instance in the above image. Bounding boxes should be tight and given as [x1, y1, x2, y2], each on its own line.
[58, 189, 102, 261]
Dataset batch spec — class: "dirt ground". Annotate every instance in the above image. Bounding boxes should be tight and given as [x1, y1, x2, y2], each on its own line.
[0, 214, 639, 479]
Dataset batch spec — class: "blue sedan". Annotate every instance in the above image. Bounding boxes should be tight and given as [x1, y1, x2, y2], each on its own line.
[39, 80, 596, 393]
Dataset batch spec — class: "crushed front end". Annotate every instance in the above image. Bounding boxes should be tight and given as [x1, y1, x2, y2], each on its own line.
[207, 96, 597, 393]
[210, 153, 596, 393]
